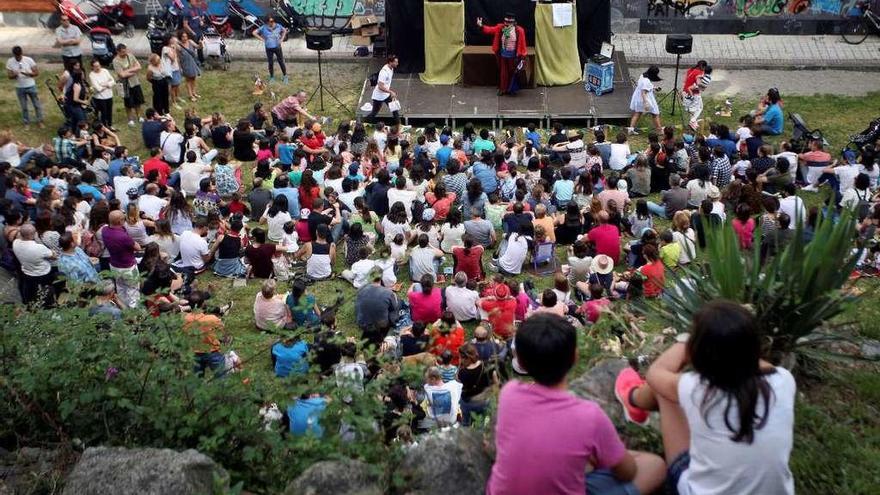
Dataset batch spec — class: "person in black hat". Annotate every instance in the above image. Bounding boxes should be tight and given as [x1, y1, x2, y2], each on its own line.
[628, 65, 663, 135]
[476, 12, 527, 96]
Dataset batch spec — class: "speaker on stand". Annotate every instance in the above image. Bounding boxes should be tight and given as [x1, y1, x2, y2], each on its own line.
[656, 34, 692, 117]
[305, 30, 350, 113]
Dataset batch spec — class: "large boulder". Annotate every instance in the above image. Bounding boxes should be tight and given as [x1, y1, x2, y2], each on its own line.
[284, 459, 382, 495]
[569, 358, 630, 424]
[63, 447, 228, 495]
[396, 427, 492, 495]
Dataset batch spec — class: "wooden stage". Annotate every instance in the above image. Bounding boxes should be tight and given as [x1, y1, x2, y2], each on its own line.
[356, 51, 634, 128]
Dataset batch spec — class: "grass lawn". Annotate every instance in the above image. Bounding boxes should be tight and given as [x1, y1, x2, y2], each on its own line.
[2, 59, 880, 492]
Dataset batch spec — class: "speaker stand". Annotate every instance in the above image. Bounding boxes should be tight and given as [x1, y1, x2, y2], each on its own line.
[307, 50, 351, 114]
[656, 53, 683, 117]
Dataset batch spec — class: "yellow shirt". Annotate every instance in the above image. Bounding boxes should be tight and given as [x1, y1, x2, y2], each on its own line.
[659, 243, 681, 268]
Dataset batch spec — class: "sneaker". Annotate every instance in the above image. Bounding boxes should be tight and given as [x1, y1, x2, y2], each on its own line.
[282, 75, 289, 84]
[268, 76, 275, 83]
[614, 368, 649, 425]
[627, 127, 640, 135]
[128, 120, 136, 127]
[801, 184, 818, 192]
[138, 117, 145, 123]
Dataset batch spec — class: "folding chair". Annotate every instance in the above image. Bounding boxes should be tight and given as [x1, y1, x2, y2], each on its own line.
[531, 241, 558, 275]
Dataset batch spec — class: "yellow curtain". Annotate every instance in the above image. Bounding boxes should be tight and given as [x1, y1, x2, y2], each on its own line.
[419, 1, 465, 85]
[535, 3, 582, 86]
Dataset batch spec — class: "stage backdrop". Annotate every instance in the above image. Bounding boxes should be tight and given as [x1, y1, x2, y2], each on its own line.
[535, 3, 581, 86]
[389, 0, 610, 75]
[420, 2, 466, 84]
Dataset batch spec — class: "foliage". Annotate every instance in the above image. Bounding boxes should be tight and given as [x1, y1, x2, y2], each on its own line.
[645, 209, 862, 363]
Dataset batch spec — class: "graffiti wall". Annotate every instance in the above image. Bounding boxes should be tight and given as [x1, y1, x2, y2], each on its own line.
[611, 0, 855, 34]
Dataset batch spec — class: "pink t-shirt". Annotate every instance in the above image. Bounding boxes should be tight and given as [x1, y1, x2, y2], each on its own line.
[409, 287, 442, 323]
[487, 381, 627, 495]
[732, 217, 755, 250]
[579, 298, 611, 323]
[587, 224, 621, 265]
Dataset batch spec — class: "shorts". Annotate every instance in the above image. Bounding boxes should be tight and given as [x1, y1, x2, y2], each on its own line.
[170, 70, 182, 87]
[585, 469, 640, 495]
[123, 84, 145, 109]
[665, 450, 691, 495]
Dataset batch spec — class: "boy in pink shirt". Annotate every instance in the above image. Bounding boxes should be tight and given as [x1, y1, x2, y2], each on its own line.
[487, 313, 664, 495]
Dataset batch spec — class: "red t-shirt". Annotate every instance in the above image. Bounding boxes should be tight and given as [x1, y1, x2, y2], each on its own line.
[143, 157, 171, 186]
[429, 326, 465, 365]
[452, 245, 484, 281]
[299, 186, 321, 211]
[228, 200, 247, 215]
[639, 260, 665, 298]
[410, 287, 442, 324]
[295, 219, 312, 243]
[732, 218, 755, 250]
[682, 67, 703, 96]
[426, 192, 457, 221]
[481, 297, 518, 339]
[587, 224, 621, 265]
[578, 298, 611, 323]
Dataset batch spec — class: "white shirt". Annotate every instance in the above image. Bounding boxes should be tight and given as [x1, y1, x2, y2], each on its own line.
[348, 259, 376, 289]
[440, 223, 466, 253]
[387, 188, 417, 220]
[834, 164, 861, 193]
[88, 68, 115, 99]
[566, 139, 587, 169]
[609, 143, 630, 171]
[673, 229, 696, 264]
[423, 380, 463, 425]
[55, 25, 83, 57]
[0, 142, 20, 168]
[6, 56, 37, 88]
[859, 164, 880, 190]
[677, 368, 795, 495]
[778, 196, 805, 229]
[179, 162, 209, 196]
[498, 234, 531, 275]
[175, 230, 209, 270]
[772, 151, 798, 171]
[373, 130, 387, 152]
[150, 234, 180, 259]
[381, 218, 411, 245]
[371, 64, 394, 101]
[160, 131, 185, 164]
[445, 285, 479, 321]
[841, 187, 870, 210]
[113, 176, 145, 208]
[338, 189, 363, 212]
[265, 210, 292, 243]
[138, 194, 168, 220]
[12, 239, 53, 276]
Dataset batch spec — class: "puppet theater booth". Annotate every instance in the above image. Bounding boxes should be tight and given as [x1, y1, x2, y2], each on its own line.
[356, 0, 633, 127]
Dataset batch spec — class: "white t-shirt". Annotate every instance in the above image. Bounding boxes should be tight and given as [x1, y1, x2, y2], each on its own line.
[609, 143, 631, 171]
[859, 164, 880, 189]
[711, 200, 727, 223]
[672, 229, 696, 264]
[677, 368, 796, 495]
[772, 151, 798, 171]
[387, 188, 417, 220]
[12, 239, 53, 276]
[409, 246, 439, 281]
[175, 230, 209, 270]
[834, 164, 861, 193]
[735, 125, 753, 142]
[381, 218, 411, 246]
[55, 25, 83, 57]
[348, 259, 376, 289]
[160, 131, 185, 164]
[179, 162, 209, 196]
[371, 64, 394, 101]
[265, 211, 292, 243]
[113, 176, 145, 208]
[338, 189, 363, 212]
[566, 139, 587, 169]
[138, 194, 167, 220]
[778, 196, 805, 229]
[498, 233, 531, 275]
[423, 380, 463, 425]
[150, 234, 180, 259]
[88, 68, 115, 100]
[0, 142, 21, 168]
[6, 56, 37, 88]
[445, 285, 479, 321]
[440, 223, 466, 253]
[373, 130, 387, 152]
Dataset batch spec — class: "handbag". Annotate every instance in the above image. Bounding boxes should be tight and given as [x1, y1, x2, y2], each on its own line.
[388, 99, 401, 112]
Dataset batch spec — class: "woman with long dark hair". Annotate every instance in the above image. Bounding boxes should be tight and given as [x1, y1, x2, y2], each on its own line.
[163, 190, 194, 235]
[614, 300, 795, 495]
[260, 194, 291, 243]
[462, 178, 488, 219]
[298, 169, 320, 212]
[64, 68, 89, 127]
[452, 233, 484, 281]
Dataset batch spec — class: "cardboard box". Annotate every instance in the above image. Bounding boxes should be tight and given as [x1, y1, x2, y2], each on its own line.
[350, 15, 379, 29]
[357, 24, 380, 37]
[351, 35, 373, 46]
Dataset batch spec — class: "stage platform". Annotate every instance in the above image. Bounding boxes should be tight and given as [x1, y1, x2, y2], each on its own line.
[356, 51, 633, 128]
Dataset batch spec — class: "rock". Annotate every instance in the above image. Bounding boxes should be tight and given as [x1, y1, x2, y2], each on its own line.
[861, 339, 880, 359]
[396, 427, 492, 495]
[284, 459, 382, 495]
[0, 447, 67, 494]
[569, 358, 630, 425]
[63, 447, 228, 495]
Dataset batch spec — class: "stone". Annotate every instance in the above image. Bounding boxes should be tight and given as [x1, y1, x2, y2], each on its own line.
[284, 459, 382, 495]
[861, 339, 880, 360]
[569, 358, 630, 425]
[63, 447, 228, 495]
[396, 427, 492, 495]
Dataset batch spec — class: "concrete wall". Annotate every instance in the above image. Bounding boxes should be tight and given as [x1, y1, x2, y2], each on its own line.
[611, 0, 858, 34]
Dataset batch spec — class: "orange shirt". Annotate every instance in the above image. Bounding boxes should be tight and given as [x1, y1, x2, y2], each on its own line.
[183, 313, 223, 354]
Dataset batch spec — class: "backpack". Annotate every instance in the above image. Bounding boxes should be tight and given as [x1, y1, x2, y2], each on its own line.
[368, 71, 380, 87]
[81, 227, 104, 258]
[855, 188, 871, 221]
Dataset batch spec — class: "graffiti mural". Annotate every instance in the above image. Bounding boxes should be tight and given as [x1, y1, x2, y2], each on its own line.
[641, 0, 849, 18]
[288, 0, 384, 29]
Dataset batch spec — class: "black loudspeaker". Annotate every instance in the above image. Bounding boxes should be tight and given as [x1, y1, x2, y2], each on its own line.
[665, 34, 693, 55]
[306, 30, 333, 51]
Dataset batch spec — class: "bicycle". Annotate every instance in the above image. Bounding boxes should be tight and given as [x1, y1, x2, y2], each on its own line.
[841, 0, 880, 44]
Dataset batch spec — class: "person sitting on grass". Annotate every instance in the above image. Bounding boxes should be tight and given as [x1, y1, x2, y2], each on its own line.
[271, 333, 309, 378]
[614, 300, 796, 495]
[254, 279, 294, 331]
[487, 313, 665, 495]
[576, 283, 611, 325]
[421, 365, 463, 429]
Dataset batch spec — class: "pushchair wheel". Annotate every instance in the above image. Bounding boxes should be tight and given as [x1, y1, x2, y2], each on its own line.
[124, 24, 134, 38]
[223, 52, 231, 71]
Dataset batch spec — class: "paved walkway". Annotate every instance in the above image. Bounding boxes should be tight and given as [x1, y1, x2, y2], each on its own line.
[2, 26, 879, 68]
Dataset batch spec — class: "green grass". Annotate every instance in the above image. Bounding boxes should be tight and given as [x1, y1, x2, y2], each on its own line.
[4, 59, 880, 493]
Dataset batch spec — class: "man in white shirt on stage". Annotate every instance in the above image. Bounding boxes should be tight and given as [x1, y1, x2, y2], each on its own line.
[365, 55, 400, 125]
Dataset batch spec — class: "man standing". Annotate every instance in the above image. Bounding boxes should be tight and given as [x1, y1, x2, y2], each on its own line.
[477, 14, 526, 96]
[12, 224, 57, 307]
[6, 46, 43, 130]
[112, 44, 145, 127]
[183, 0, 207, 63]
[365, 55, 399, 124]
[100, 210, 141, 308]
[55, 15, 83, 70]
[254, 16, 288, 84]
[272, 91, 314, 128]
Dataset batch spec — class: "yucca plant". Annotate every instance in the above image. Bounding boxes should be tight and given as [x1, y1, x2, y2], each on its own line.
[646, 208, 863, 364]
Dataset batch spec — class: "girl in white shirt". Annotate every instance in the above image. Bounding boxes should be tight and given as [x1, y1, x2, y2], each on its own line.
[260, 196, 293, 243]
[88, 59, 115, 128]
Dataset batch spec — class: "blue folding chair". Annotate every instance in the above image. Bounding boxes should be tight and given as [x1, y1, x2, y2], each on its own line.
[531, 241, 558, 275]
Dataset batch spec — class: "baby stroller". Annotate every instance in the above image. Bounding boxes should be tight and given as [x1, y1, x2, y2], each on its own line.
[849, 117, 880, 152]
[202, 26, 231, 71]
[89, 26, 116, 67]
[227, 0, 264, 39]
[789, 112, 827, 153]
[147, 22, 169, 55]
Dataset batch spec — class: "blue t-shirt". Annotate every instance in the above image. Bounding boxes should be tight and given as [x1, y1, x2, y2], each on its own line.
[278, 143, 296, 165]
[472, 162, 498, 194]
[763, 103, 784, 135]
[286, 293, 320, 326]
[552, 179, 574, 202]
[525, 130, 541, 147]
[77, 183, 105, 202]
[273, 187, 301, 218]
[288, 397, 327, 436]
[706, 138, 737, 158]
[259, 25, 284, 49]
[28, 179, 46, 194]
[141, 120, 163, 149]
[108, 159, 125, 182]
[435, 146, 453, 170]
[271, 340, 309, 377]
[473, 138, 496, 156]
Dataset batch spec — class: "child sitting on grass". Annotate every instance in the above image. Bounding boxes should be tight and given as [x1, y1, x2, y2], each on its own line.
[438, 349, 458, 383]
[577, 283, 611, 324]
[659, 229, 682, 269]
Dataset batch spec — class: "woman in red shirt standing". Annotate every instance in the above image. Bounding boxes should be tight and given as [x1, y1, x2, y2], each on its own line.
[452, 234, 485, 281]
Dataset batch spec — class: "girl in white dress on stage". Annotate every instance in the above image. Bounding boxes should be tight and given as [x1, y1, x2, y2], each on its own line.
[629, 65, 663, 135]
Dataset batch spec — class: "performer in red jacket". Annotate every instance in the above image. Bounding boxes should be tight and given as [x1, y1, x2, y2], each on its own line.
[477, 13, 527, 96]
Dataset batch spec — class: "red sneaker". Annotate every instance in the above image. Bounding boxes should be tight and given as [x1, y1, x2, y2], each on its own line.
[614, 367, 649, 425]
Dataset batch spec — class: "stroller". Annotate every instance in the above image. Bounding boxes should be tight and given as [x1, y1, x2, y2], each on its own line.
[789, 112, 828, 153]
[849, 117, 880, 152]
[269, 0, 307, 35]
[89, 26, 116, 67]
[227, 0, 264, 39]
[147, 22, 169, 55]
[202, 26, 231, 71]
[152, 0, 184, 31]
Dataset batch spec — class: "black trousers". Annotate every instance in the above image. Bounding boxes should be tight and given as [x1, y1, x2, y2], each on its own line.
[150, 78, 170, 116]
[92, 97, 113, 127]
[265, 46, 287, 77]
[365, 95, 399, 125]
[21, 271, 56, 308]
[62, 54, 82, 72]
